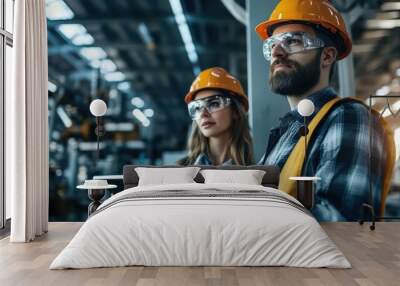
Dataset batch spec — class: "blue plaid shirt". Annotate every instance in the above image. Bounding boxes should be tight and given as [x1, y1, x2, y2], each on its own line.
[259, 88, 387, 221]
[193, 153, 233, 166]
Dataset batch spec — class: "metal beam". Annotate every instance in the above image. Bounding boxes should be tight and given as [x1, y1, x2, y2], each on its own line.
[338, 12, 355, 98]
[47, 13, 236, 27]
[194, 0, 208, 45]
[47, 31, 85, 70]
[68, 67, 194, 81]
[246, 0, 288, 161]
[48, 42, 246, 56]
[355, 30, 400, 77]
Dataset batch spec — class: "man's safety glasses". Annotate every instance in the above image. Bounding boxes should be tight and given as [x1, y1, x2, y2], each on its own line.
[263, 31, 325, 62]
[188, 95, 232, 120]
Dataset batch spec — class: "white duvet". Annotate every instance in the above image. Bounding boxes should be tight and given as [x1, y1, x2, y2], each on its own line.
[50, 183, 351, 269]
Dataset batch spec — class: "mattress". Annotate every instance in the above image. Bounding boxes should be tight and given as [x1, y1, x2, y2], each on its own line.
[50, 183, 351, 269]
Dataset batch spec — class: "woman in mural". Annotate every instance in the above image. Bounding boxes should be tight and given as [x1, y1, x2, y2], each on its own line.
[178, 67, 254, 166]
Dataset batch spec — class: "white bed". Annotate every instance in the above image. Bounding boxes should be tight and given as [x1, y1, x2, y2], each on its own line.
[50, 183, 351, 269]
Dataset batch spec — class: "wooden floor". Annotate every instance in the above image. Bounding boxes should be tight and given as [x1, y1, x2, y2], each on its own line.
[0, 222, 399, 286]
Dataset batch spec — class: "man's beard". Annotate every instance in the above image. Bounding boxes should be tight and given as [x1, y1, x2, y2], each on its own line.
[269, 51, 321, 97]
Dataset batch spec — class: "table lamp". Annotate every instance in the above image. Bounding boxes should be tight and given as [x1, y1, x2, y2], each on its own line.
[292, 99, 317, 209]
[89, 99, 107, 170]
[297, 99, 315, 160]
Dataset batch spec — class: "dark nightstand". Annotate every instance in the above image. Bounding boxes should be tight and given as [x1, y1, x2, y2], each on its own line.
[77, 180, 117, 216]
[289, 176, 320, 209]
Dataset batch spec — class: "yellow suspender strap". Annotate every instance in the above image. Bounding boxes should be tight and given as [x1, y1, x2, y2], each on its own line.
[278, 97, 342, 197]
[278, 97, 395, 216]
[378, 113, 395, 214]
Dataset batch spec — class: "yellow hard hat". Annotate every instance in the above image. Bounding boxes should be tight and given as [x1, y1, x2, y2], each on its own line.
[185, 67, 249, 111]
[255, 0, 352, 60]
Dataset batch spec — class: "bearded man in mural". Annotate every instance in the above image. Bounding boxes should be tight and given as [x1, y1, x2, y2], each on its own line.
[256, 0, 395, 221]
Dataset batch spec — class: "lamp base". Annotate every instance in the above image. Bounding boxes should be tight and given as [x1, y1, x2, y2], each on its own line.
[289, 177, 319, 210]
[95, 117, 105, 137]
[296, 180, 314, 210]
[87, 189, 106, 216]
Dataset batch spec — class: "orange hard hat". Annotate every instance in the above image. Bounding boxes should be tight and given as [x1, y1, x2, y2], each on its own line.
[185, 67, 249, 111]
[255, 0, 352, 60]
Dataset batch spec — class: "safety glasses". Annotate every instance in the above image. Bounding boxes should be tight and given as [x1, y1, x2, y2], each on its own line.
[263, 31, 325, 62]
[187, 95, 232, 120]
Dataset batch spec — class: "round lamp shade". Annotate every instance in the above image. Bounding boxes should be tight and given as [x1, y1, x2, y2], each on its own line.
[90, 99, 107, 117]
[297, 99, 315, 117]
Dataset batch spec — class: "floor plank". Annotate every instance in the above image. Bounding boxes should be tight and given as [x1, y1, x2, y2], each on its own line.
[0, 222, 399, 286]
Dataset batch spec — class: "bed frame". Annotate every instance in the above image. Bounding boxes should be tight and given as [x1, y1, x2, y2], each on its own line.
[86, 165, 281, 216]
[122, 165, 280, 189]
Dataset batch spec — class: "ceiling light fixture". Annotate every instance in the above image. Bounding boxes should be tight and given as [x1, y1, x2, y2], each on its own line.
[366, 19, 400, 29]
[169, 0, 201, 75]
[138, 23, 156, 50]
[133, 109, 150, 127]
[381, 2, 400, 11]
[117, 82, 131, 91]
[104, 72, 126, 82]
[58, 24, 95, 46]
[376, 85, 391, 96]
[80, 47, 107, 61]
[144, 109, 154, 118]
[48, 81, 58, 93]
[56, 106, 72, 128]
[46, 0, 74, 20]
[131, 97, 145, 108]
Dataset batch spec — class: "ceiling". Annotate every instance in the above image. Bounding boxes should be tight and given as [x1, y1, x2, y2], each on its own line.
[47, 0, 247, 151]
[351, 0, 400, 127]
[47, 0, 400, 149]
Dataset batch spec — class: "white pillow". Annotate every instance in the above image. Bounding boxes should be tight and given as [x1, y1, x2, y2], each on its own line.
[135, 167, 201, 186]
[200, 169, 266, 185]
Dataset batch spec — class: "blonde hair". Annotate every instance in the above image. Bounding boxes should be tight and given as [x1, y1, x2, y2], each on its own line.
[181, 95, 254, 165]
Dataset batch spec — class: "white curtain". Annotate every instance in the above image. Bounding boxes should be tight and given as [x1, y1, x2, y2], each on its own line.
[7, 0, 49, 242]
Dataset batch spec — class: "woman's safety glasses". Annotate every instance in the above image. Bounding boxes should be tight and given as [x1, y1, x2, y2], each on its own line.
[188, 95, 232, 120]
[263, 31, 325, 62]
